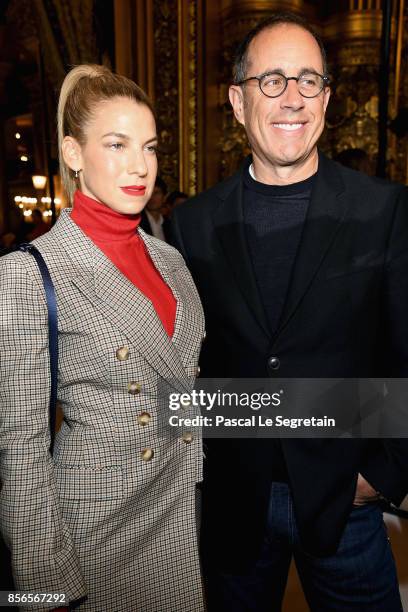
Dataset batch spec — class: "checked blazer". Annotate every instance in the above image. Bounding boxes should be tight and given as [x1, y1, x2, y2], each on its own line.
[0, 208, 206, 611]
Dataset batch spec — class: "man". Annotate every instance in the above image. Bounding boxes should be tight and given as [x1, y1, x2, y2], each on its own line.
[140, 175, 168, 241]
[170, 12, 408, 612]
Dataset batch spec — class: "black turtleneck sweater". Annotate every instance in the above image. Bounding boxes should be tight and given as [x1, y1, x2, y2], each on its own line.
[243, 164, 316, 481]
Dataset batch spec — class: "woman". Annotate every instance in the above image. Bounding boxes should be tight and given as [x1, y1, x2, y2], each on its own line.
[0, 65, 205, 611]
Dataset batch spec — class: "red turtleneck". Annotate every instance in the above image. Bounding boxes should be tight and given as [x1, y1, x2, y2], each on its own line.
[71, 190, 176, 337]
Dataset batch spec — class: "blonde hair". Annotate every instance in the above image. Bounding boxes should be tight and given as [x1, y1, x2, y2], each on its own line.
[57, 64, 155, 204]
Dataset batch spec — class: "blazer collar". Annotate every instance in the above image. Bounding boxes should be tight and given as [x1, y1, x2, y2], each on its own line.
[275, 150, 347, 338]
[42, 209, 192, 390]
[211, 151, 348, 342]
[212, 157, 271, 338]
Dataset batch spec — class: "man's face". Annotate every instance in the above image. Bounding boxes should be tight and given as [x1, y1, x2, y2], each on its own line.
[229, 24, 330, 173]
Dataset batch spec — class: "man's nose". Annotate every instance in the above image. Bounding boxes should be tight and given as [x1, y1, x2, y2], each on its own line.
[280, 79, 305, 110]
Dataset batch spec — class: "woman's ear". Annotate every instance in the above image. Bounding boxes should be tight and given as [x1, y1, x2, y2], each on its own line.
[61, 136, 82, 173]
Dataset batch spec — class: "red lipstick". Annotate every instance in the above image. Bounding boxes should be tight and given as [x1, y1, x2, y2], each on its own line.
[120, 185, 146, 196]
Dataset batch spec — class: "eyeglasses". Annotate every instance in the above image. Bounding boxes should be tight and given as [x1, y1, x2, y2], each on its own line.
[236, 71, 330, 99]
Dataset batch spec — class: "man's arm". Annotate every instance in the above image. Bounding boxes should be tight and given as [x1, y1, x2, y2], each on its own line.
[360, 185, 408, 505]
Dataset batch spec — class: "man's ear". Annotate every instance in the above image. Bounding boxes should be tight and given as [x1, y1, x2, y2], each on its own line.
[323, 86, 331, 114]
[229, 85, 246, 127]
[61, 136, 83, 172]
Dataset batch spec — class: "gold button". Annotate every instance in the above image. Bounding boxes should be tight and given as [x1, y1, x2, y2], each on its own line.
[182, 432, 194, 444]
[203, 331, 206, 340]
[116, 346, 129, 361]
[128, 382, 141, 395]
[141, 448, 154, 461]
[180, 397, 191, 408]
[137, 412, 151, 426]
[196, 366, 201, 377]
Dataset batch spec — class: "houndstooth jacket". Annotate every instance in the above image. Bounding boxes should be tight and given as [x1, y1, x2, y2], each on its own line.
[0, 208, 206, 611]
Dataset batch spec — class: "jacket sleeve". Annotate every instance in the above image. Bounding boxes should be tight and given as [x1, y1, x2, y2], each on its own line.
[360, 186, 408, 505]
[0, 254, 87, 609]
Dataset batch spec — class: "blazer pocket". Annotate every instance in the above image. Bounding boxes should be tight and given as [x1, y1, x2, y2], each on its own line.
[54, 464, 123, 500]
[324, 264, 380, 281]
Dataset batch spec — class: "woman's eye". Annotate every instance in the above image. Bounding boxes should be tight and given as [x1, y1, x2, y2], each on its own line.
[109, 143, 124, 150]
[146, 145, 157, 153]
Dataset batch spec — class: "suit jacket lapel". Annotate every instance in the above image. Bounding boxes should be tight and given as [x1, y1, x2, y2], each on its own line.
[50, 210, 191, 389]
[213, 162, 271, 338]
[138, 229, 204, 370]
[275, 152, 348, 338]
[93, 248, 190, 387]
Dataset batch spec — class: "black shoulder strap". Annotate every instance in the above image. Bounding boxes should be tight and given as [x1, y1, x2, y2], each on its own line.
[18, 243, 58, 455]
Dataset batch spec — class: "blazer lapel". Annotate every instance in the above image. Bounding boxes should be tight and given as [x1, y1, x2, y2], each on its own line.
[138, 229, 204, 369]
[275, 152, 348, 338]
[213, 162, 271, 338]
[52, 211, 191, 389]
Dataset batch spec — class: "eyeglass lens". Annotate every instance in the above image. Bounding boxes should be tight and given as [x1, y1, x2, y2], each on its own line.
[260, 73, 324, 97]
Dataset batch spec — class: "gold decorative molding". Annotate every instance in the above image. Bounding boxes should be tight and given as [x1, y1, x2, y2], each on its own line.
[50, 0, 96, 65]
[394, 0, 405, 113]
[114, 0, 204, 193]
[178, 0, 203, 195]
[220, 0, 305, 19]
[153, 0, 179, 192]
[135, 0, 155, 99]
[321, 5, 408, 182]
[324, 10, 392, 41]
[114, 2, 155, 96]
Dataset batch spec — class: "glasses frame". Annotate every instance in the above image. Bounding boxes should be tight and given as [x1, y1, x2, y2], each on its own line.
[236, 71, 330, 99]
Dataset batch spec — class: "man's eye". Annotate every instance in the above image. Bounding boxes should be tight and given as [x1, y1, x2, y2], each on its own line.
[301, 76, 318, 86]
[109, 143, 124, 150]
[263, 76, 284, 87]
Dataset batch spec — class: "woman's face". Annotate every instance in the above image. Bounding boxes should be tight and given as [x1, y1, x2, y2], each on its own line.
[65, 96, 158, 214]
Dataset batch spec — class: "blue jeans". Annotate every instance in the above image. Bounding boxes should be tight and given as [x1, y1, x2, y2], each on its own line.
[204, 482, 402, 611]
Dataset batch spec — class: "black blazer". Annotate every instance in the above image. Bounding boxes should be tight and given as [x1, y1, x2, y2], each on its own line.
[170, 152, 408, 570]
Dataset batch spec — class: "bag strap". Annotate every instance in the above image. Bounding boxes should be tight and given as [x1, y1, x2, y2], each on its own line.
[18, 243, 58, 455]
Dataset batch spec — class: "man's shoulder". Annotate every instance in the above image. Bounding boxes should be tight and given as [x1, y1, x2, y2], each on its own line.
[173, 168, 241, 221]
[322, 153, 406, 199]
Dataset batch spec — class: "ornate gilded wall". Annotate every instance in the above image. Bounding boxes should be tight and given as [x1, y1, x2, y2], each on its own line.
[6, 0, 406, 195]
[115, 0, 204, 195]
[116, 0, 407, 189]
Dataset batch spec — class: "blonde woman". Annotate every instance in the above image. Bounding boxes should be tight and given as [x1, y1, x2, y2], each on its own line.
[0, 65, 205, 611]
